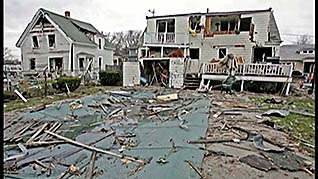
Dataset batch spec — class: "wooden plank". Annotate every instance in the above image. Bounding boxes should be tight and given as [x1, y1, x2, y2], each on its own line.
[85, 151, 97, 179]
[45, 131, 145, 164]
[26, 123, 49, 145]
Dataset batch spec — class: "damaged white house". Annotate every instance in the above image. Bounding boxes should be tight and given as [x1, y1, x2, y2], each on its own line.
[134, 8, 293, 94]
[16, 8, 114, 77]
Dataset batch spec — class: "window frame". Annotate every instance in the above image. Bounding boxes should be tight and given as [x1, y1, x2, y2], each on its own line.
[30, 58, 36, 70]
[218, 48, 227, 59]
[47, 34, 56, 48]
[32, 35, 40, 49]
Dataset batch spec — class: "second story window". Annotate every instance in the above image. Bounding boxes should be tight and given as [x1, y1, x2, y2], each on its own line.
[240, 17, 252, 31]
[48, 34, 55, 48]
[32, 36, 39, 48]
[156, 19, 175, 43]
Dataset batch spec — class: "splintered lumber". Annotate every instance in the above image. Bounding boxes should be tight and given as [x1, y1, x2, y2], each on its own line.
[26, 123, 49, 145]
[4, 143, 28, 162]
[45, 131, 145, 164]
[14, 89, 27, 102]
[86, 151, 97, 179]
[289, 110, 315, 118]
[27, 140, 66, 147]
[156, 93, 178, 102]
[188, 138, 233, 144]
[39, 122, 62, 141]
[184, 160, 203, 178]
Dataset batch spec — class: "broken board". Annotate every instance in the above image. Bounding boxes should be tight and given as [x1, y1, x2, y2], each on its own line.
[169, 58, 184, 88]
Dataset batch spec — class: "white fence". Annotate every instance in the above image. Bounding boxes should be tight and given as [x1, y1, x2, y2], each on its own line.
[202, 63, 293, 77]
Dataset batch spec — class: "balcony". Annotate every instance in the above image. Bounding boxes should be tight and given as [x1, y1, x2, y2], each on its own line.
[144, 32, 189, 45]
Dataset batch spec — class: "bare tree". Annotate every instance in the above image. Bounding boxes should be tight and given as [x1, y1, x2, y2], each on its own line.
[295, 35, 313, 45]
[3, 47, 15, 61]
[104, 30, 142, 55]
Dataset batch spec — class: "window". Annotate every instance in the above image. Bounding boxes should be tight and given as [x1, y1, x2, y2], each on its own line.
[98, 38, 102, 49]
[220, 21, 228, 31]
[98, 57, 102, 71]
[87, 58, 93, 72]
[240, 17, 252, 31]
[190, 48, 199, 59]
[32, 36, 39, 48]
[303, 50, 308, 54]
[30, 58, 36, 70]
[157, 19, 175, 33]
[48, 34, 55, 48]
[218, 48, 227, 59]
[309, 50, 314, 53]
[79, 58, 85, 71]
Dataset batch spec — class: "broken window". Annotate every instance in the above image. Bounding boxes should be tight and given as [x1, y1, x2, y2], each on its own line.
[98, 38, 102, 49]
[218, 48, 227, 59]
[88, 58, 93, 72]
[240, 17, 252, 31]
[30, 58, 36, 70]
[190, 48, 199, 59]
[79, 58, 85, 71]
[210, 15, 238, 32]
[48, 34, 55, 48]
[32, 36, 39, 48]
[189, 16, 202, 32]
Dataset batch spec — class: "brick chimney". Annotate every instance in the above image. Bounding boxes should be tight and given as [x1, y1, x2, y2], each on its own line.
[65, 11, 70, 18]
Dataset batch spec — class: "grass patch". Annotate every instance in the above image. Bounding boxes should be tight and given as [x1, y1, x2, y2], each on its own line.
[4, 86, 117, 112]
[249, 95, 315, 157]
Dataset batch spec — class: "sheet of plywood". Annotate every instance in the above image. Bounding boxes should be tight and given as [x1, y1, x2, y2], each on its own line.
[169, 58, 184, 88]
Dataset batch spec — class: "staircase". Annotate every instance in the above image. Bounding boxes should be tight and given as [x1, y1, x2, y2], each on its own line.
[183, 74, 202, 90]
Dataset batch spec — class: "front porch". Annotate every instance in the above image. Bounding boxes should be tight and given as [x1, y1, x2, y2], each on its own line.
[200, 63, 293, 95]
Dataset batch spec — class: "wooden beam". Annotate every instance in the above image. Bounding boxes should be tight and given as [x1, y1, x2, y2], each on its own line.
[45, 131, 145, 164]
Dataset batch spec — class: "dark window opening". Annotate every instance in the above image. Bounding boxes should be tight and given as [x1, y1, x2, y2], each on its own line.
[55, 58, 63, 73]
[79, 58, 85, 71]
[30, 58, 36, 70]
[309, 50, 313, 53]
[189, 16, 202, 32]
[99, 57, 102, 71]
[88, 58, 93, 72]
[240, 17, 252, 31]
[98, 38, 102, 49]
[48, 34, 55, 48]
[167, 20, 175, 33]
[218, 48, 227, 59]
[220, 21, 228, 31]
[141, 50, 146, 57]
[190, 49, 199, 59]
[32, 36, 39, 48]
[157, 21, 166, 33]
[253, 47, 273, 63]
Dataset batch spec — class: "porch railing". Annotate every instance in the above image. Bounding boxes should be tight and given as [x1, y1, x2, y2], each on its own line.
[202, 63, 293, 77]
[144, 32, 189, 45]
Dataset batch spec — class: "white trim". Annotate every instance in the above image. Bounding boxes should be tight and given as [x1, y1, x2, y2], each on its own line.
[31, 35, 40, 49]
[68, 43, 72, 73]
[217, 47, 227, 59]
[47, 34, 56, 49]
[144, 43, 189, 48]
[48, 56, 63, 72]
[73, 41, 97, 47]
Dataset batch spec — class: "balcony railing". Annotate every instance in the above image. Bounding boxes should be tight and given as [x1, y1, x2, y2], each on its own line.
[144, 32, 189, 45]
[202, 63, 293, 77]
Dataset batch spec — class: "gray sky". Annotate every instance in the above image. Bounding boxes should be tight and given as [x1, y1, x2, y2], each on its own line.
[4, 0, 315, 58]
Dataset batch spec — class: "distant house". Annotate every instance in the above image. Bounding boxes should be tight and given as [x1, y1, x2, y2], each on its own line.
[16, 8, 114, 77]
[280, 44, 315, 75]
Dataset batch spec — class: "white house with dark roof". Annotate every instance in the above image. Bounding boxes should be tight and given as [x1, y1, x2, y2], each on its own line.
[280, 44, 315, 75]
[16, 8, 114, 77]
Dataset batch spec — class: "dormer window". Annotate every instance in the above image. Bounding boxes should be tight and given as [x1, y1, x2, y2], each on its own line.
[48, 34, 55, 48]
[308, 50, 314, 53]
[32, 36, 39, 48]
[303, 50, 308, 54]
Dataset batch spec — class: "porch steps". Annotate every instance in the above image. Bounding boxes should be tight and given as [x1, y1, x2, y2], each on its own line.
[183, 74, 201, 90]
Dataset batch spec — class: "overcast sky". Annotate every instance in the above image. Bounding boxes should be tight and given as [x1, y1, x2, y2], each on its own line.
[4, 0, 315, 58]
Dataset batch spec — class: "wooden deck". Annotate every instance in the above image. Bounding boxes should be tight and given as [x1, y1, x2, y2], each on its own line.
[200, 63, 293, 95]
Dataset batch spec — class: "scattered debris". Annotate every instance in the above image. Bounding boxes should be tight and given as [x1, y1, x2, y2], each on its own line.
[239, 154, 275, 172]
[264, 98, 283, 104]
[262, 109, 289, 118]
[156, 93, 178, 102]
[252, 134, 285, 152]
[14, 89, 27, 102]
[184, 160, 203, 178]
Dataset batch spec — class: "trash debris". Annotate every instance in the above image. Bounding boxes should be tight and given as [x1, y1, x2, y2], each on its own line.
[213, 111, 222, 118]
[156, 93, 178, 102]
[184, 160, 203, 178]
[239, 154, 275, 171]
[252, 134, 285, 152]
[156, 156, 169, 164]
[264, 98, 283, 104]
[262, 109, 289, 117]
